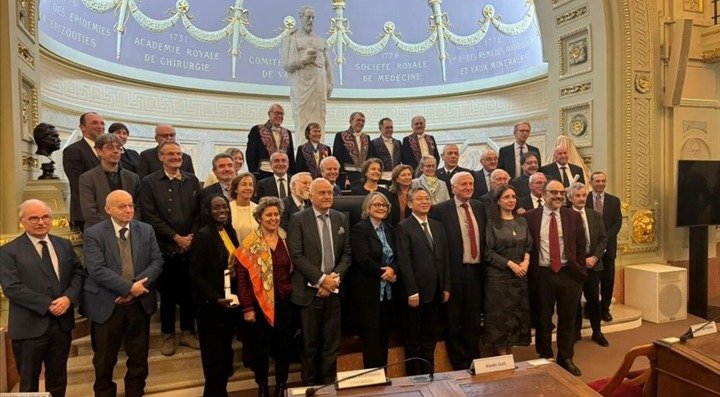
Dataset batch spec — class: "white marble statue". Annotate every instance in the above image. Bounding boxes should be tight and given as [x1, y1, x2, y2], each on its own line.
[281, 5, 333, 141]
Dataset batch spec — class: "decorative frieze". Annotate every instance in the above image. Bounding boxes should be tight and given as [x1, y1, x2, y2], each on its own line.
[559, 81, 592, 97]
[556, 4, 588, 27]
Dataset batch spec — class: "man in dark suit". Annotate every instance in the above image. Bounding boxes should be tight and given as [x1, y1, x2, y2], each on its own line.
[199, 153, 235, 226]
[525, 180, 587, 376]
[109, 122, 141, 174]
[139, 141, 201, 356]
[401, 115, 440, 171]
[429, 172, 484, 370]
[478, 169, 511, 205]
[79, 134, 140, 228]
[246, 103, 296, 180]
[288, 178, 351, 385]
[518, 172, 547, 212]
[333, 112, 370, 184]
[510, 151, 540, 199]
[256, 151, 292, 200]
[63, 111, 104, 230]
[436, 144, 470, 198]
[471, 149, 498, 200]
[396, 187, 450, 375]
[281, 172, 312, 230]
[368, 117, 402, 179]
[0, 199, 84, 396]
[586, 171, 622, 322]
[320, 156, 343, 196]
[498, 121, 541, 178]
[567, 183, 608, 347]
[82, 190, 164, 397]
[538, 146, 585, 187]
[137, 124, 195, 179]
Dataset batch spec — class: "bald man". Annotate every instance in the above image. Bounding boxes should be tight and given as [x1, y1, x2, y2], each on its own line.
[137, 124, 195, 179]
[0, 199, 83, 396]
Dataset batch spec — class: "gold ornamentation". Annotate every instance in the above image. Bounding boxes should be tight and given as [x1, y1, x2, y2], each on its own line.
[556, 4, 588, 27]
[683, 0, 703, 13]
[568, 39, 588, 66]
[558, 26, 592, 79]
[22, 153, 40, 169]
[17, 0, 37, 40]
[17, 41, 35, 68]
[570, 114, 588, 137]
[19, 73, 39, 142]
[634, 71, 651, 93]
[631, 210, 655, 244]
[702, 48, 720, 63]
[560, 81, 592, 97]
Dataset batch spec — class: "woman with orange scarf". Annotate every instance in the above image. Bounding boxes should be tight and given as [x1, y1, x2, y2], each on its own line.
[235, 197, 293, 397]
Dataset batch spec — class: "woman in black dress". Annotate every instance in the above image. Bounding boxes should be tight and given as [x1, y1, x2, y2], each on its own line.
[386, 164, 413, 226]
[236, 197, 293, 397]
[295, 122, 331, 178]
[350, 158, 390, 195]
[189, 194, 240, 397]
[483, 184, 533, 356]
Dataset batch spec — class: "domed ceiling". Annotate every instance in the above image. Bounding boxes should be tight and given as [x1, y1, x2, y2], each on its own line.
[39, 0, 545, 98]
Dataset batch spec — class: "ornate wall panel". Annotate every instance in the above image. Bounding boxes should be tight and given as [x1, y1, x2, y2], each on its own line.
[559, 100, 592, 147]
[19, 72, 38, 143]
[558, 26, 592, 80]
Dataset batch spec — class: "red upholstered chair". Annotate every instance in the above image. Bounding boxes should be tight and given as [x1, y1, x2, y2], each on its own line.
[587, 344, 657, 397]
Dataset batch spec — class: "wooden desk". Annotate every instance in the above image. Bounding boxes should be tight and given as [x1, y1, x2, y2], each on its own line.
[291, 362, 599, 396]
[654, 333, 720, 396]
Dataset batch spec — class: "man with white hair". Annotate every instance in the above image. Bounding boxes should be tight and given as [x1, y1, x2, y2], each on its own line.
[246, 103, 296, 180]
[472, 149, 499, 200]
[401, 115, 440, 171]
[478, 168, 510, 205]
[281, 172, 312, 230]
[137, 124, 195, 179]
[320, 156, 342, 196]
[0, 199, 84, 396]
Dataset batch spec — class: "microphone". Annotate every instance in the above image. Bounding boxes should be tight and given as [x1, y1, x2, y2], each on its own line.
[304, 357, 433, 396]
[679, 313, 720, 343]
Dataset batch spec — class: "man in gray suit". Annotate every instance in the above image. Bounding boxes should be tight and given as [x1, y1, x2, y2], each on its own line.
[0, 199, 84, 396]
[79, 134, 140, 228]
[82, 190, 164, 397]
[288, 178, 351, 386]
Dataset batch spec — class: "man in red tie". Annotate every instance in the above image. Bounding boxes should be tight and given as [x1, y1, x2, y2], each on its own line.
[524, 180, 587, 376]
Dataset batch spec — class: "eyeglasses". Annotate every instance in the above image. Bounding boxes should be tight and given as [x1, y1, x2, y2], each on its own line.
[371, 203, 389, 209]
[270, 111, 285, 116]
[101, 145, 123, 152]
[115, 204, 135, 210]
[26, 215, 52, 224]
[545, 190, 566, 196]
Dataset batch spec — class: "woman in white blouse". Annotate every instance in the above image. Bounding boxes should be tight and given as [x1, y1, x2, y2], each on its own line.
[229, 172, 258, 242]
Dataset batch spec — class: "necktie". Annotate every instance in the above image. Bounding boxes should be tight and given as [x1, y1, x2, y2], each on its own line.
[536, 198, 543, 208]
[223, 186, 230, 200]
[549, 212, 561, 273]
[560, 166, 569, 187]
[278, 178, 287, 199]
[460, 203, 479, 259]
[421, 221, 434, 246]
[594, 194, 604, 214]
[38, 240, 58, 279]
[319, 214, 334, 273]
[485, 173, 491, 191]
[118, 228, 134, 280]
[517, 146, 525, 178]
[120, 227, 128, 241]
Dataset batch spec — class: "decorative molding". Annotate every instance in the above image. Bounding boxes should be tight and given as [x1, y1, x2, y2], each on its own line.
[682, 0, 703, 13]
[22, 152, 39, 170]
[16, 0, 37, 42]
[702, 48, 720, 63]
[558, 26, 592, 80]
[559, 80, 592, 97]
[633, 71, 651, 93]
[552, 0, 575, 10]
[555, 4, 588, 27]
[19, 72, 39, 143]
[559, 100, 592, 147]
[17, 40, 35, 68]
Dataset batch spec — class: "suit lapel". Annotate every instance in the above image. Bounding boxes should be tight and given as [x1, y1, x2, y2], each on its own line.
[23, 234, 60, 286]
[129, 221, 142, 274]
[304, 209, 322, 255]
[105, 221, 123, 270]
[410, 216, 434, 253]
[366, 219, 381, 243]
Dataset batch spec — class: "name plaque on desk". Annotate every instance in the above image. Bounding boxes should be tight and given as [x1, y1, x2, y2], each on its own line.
[471, 354, 515, 375]
[690, 321, 718, 338]
[336, 368, 389, 389]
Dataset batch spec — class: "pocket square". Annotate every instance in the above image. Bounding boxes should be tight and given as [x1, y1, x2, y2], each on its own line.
[338, 227, 345, 235]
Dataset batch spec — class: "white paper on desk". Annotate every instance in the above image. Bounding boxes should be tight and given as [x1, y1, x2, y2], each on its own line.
[526, 358, 552, 366]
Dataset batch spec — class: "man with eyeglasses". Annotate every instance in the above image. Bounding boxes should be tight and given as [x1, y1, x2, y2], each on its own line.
[82, 190, 163, 397]
[498, 121, 541, 179]
[471, 149, 499, 200]
[137, 124, 195, 179]
[246, 103, 297, 180]
[524, 180, 587, 376]
[396, 187, 450, 376]
[63, 111, 104, 231]
[79, 134, 141, 228]
[0, 199, 84, 396]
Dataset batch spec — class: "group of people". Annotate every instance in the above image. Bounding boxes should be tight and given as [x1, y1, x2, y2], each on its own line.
[0, 110, 622, 397]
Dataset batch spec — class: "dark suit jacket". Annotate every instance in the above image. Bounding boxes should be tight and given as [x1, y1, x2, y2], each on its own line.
[437, 166, 471, 198]
[510, 173, 531, 199]
[401, 134, 440, 171]
[471, 169, 491, 200]
[137, 146, 195, 179]
[189, 224, 240, 305]
[256, 174, 289, 200]
[524, 207, 587, 284]
[518, 194, 543, 212]
[538, 162, 585, 185]
[332, 130, 371, 172]
[582, 208, 607, 272]
[82, 219, 164, 323]
[429, 199, 486, 285]
[395, 216, 450, 303]
[120, 148, 141, 174]
[63, 138, 100, 223]
[0, 234, 83, 339]
[281, 195, 307, 231]
[498, 143, 541, 178]
[288, 208, 351, 306]
[368, 137, 402, 172]
[79, 165, 141, 228]
[349, 219, 398, 309]
[387, 191, 411, 226]
[586, 192, 621, 259]
[295, 142, 331, 179]
[246, 123, 296, 175]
